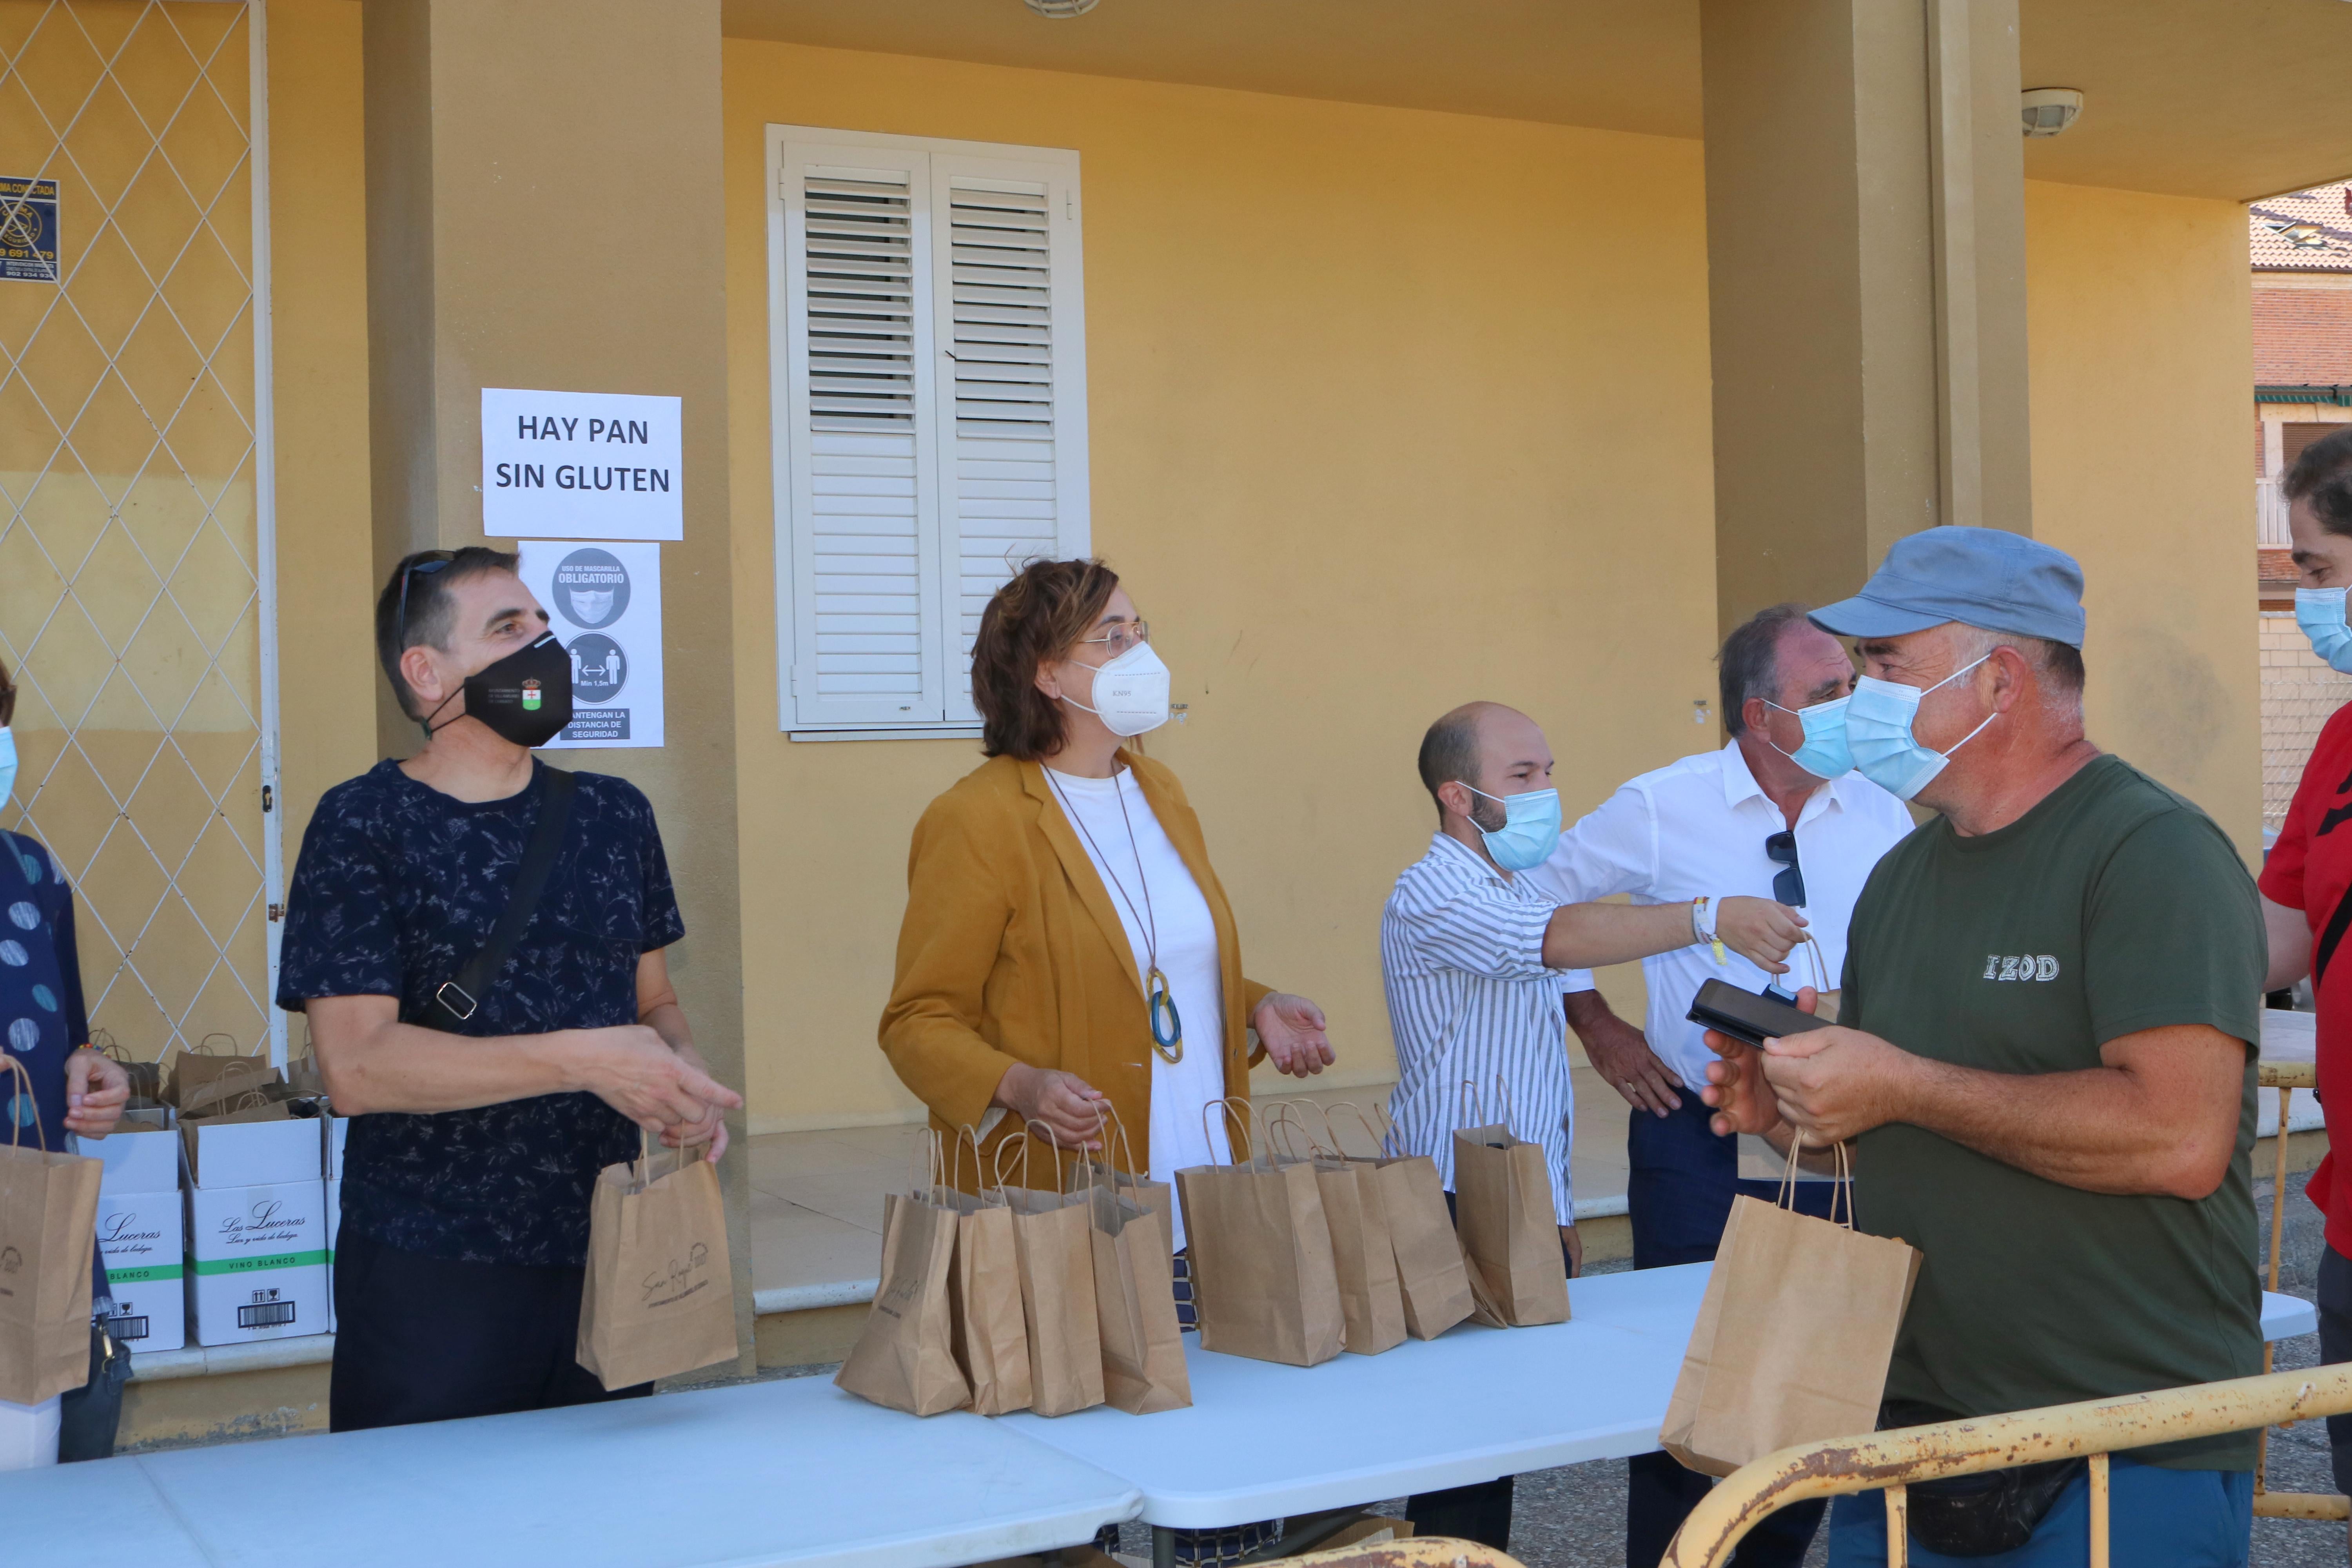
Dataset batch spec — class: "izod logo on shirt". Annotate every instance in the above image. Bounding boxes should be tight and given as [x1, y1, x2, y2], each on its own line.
[1982, 954, 2061, 982]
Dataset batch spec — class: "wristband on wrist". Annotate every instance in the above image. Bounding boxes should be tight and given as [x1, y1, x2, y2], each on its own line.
[1692, 895, 1727, 965]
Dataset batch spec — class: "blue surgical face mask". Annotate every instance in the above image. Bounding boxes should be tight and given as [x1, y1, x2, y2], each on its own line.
[0, 727, 15, 806]
[1762, 696, 1853, 780]
[2298, 588, 2352, 674]
[1844, 655, 1997, 802]
[1464, 785, 1562, 872]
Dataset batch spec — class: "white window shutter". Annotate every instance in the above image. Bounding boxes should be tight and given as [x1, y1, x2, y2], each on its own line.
[778, 142, 949, 727]
[927, 154, 1091, 724]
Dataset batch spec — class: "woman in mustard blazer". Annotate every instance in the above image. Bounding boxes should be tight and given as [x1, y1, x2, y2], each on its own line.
[880, 559, 1333, 1241]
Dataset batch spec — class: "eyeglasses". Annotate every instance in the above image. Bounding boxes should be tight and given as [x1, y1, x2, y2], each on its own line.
[1077, 620, 1149, 657]
[1764, 829, 1805, 907]
[396, 552, 456, 646]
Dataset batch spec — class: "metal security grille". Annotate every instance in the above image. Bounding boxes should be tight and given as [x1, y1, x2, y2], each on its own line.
[0, 0, 278, 1071]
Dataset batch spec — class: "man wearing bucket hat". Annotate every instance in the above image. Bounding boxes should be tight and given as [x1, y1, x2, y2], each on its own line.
[1702, 527, 2265, 1567]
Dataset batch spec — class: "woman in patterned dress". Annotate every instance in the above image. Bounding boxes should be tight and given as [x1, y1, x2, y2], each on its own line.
[0, 653, 131, 1467]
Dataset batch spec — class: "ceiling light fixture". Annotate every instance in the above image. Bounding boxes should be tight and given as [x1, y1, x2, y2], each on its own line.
[2020, 87, 2084, 138]
[1024, 0, 1102, 16]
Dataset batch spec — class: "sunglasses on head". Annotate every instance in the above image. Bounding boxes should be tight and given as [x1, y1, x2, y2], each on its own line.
[395, 552, 456, 647]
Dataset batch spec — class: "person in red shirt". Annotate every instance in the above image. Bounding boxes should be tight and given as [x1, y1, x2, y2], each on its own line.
[2262, 424, 2352, 1497]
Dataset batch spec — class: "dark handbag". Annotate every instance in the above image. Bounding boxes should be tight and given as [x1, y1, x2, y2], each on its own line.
[55, 1318, 130, 1464]
[423, 768, 576, 1029]
[1881, 1399, 2085, 1557]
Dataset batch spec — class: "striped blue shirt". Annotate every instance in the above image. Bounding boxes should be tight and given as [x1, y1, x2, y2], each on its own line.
[1380, 833, 1577, 1224]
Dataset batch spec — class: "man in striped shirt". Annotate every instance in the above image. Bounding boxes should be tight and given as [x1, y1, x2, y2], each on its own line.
[1382, 700, 1805, 1551]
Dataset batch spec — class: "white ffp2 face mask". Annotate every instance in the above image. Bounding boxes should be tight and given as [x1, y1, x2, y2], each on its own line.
[1062, 639, 1171, 738]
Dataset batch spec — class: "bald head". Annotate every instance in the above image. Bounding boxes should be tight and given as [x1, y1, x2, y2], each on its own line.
[1418, 701, 1550, 824]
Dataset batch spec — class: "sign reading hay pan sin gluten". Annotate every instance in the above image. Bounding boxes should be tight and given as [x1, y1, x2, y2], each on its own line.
[481, 387, 683, 541]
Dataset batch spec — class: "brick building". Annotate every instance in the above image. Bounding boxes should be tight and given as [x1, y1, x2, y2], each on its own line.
[2254, 180, 2352, 835]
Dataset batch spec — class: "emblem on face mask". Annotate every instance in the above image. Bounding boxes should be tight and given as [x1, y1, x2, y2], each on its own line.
[522, 679, 543, 712]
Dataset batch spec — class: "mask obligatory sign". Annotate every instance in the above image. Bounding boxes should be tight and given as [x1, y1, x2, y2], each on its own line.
[481, 387, 683, 541]
[517, 541, 666, 748]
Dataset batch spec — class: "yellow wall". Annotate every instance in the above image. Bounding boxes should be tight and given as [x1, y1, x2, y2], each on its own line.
[2022, 180, 2261, 858]
[267, 0, 378, 900]
[225, 25, 2265, 1128]
[722, 42, 1717, 1129]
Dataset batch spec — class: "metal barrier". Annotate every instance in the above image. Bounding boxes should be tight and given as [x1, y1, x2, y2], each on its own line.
[1659, 1365, 2352, 1566]
[2252, 1058, 2350, 1521]
[1280, 1540, 1521, 1568]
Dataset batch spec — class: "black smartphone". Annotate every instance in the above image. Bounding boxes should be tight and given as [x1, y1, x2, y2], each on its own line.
[1686, 978, 1836, 1049]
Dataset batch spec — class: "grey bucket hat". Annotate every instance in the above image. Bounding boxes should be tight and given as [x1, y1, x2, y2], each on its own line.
[1808, 526, 2085, 647]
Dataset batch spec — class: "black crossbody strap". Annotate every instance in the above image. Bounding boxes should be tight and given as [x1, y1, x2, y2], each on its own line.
[431, 768, 577, 1026]
[2315, 882, 2352, 992]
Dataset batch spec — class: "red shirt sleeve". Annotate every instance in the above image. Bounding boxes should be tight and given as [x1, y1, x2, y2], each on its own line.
[2259, 703, 2352, 916]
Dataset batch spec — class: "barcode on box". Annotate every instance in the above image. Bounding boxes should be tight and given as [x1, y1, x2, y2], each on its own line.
[237, 1301, 297, 1329]
[107, 1314, 151, 1342]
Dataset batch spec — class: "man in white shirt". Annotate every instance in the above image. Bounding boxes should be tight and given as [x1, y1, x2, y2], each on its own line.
[1525, 604, 1913, 1568]
[1383, 699, 1806, 1551]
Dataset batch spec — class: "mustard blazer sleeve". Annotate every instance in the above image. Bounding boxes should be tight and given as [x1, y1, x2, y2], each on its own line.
[878, 781, 1024, 1135]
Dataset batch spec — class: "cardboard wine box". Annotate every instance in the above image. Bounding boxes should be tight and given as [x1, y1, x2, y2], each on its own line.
[78, 1123, 180, 1195]
[323, 1177, 342, 1334]
[184, 1180, 328, 1346]
[181, 1104, 325, 1190]
[94, 1189, 186, 1354]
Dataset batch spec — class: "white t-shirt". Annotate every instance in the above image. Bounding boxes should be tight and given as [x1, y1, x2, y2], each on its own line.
[1045, 766, 1229, 1249]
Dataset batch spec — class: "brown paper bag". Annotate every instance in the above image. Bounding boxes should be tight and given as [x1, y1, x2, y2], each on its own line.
[173, 1057, 282, 1117]
[577, 1138, 740, 1392]
[996, 1125, 1103, 1416]
[1659, 1147, 1922, 1477]
[0, 1058, 103, 1405]
[1452, 1082, 1568, 1328]
[938, 1127, 1031, 1416]
[1323, 1100, 1474, 1341]
[837, 1185, 971, 1416]
[1173, 1099, 1343, 1368]
[92, 1030, 162, 1106]
[1081, 1109, 1191, 1413]
[1268, 1103, 1406, 1357]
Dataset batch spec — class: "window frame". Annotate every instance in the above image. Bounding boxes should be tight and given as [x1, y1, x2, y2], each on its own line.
[765, 124, 1090, 740]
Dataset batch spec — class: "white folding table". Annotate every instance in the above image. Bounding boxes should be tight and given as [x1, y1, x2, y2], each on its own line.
[2, 1372, 1140, 1568]
[3, 1267, 2316, 1568]
[1006, 1263, 2320, 1564]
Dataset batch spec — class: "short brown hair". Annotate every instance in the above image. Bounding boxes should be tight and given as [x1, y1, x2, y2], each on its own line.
[372, 547, 521, 720]
[972, 559, 1121, 761]
[1717, 603, 1812, 737]
[2287, 426, 2352, 539]
[0, 652, 14, 728]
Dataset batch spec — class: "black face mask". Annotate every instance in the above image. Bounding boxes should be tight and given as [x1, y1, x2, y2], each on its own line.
[426, 632, 573, 748]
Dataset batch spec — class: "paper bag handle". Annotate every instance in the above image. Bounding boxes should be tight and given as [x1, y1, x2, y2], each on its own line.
[1022, 1118, 1070, 1192]
[197, 1032, 239, 1057]
[1325, 1100, 1386, 1159]
[1776, 1134, 1854, 1226]
[992, 1124, 1032, 1191]
[1200, 1096, 1254, 1166]
[0, 1056, 46, 1152]
[1457, 1078, 1486, 1131]
[1262, 1101, 1319, 1162]
[1076, 1102, 1143, 1195]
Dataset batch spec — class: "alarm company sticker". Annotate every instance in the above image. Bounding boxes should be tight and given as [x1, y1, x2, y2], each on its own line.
[0, 177, 60, 283]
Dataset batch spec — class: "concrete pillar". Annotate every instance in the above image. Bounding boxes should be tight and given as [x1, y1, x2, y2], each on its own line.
[360, 0, 754, 1373]
[1702, 0, 2032, 635]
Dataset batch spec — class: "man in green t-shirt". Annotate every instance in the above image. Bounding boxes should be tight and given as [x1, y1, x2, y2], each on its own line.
[1702, 527, 2263, 1568]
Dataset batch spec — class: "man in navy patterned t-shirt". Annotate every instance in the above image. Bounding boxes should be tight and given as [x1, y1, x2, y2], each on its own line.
[277, 548, 741, 1433]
